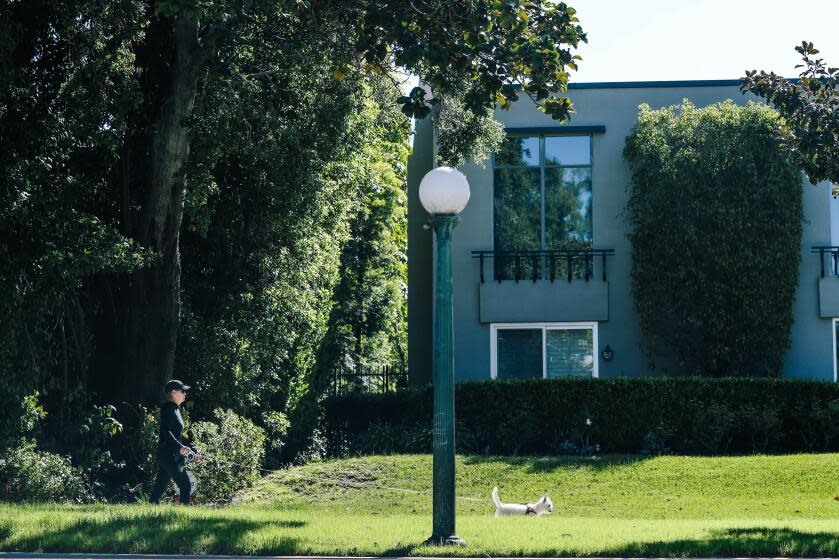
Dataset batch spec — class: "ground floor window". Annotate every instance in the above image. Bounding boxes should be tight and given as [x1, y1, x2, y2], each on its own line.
[490, 322, 598, 379]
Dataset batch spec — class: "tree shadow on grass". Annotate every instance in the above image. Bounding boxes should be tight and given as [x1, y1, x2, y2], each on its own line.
[0, 510, 306, 555]
[607, 526, 839, 558]
[462, 453, 651, 473]
[380, 526, 839, 558]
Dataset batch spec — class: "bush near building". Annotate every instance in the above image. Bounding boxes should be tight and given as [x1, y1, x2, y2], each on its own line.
[322, 377, 839, 456]
[623, 100, 803, 376]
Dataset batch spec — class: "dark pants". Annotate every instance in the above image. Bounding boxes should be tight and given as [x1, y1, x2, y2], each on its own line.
[149, 452, 191, 504]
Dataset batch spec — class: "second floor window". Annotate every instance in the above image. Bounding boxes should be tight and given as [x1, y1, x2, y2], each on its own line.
[493, 134, 592, 279]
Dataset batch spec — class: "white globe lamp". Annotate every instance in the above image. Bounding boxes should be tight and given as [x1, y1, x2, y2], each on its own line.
[419, 166, 470, 215]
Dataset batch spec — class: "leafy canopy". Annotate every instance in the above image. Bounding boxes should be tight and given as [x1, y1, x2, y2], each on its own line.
[155, 0, 586, 122]
[742, 42, 839, 194]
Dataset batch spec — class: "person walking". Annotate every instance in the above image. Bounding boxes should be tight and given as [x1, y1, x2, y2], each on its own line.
[149, 379, 201, 504]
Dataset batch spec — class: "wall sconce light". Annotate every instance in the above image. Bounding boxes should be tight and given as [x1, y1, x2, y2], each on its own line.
[602, 345, 614, 362]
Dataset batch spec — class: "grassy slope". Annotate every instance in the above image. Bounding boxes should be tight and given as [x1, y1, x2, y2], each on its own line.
[4, 454, 839, 556]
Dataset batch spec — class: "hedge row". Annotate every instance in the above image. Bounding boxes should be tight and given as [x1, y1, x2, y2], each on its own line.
[321, 377, 839, 456]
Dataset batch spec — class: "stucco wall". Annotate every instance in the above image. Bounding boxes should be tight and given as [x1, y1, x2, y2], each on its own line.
[408, 81, 837, 382]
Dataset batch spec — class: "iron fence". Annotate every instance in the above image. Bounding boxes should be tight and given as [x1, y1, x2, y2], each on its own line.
[330, 364, 408, 395]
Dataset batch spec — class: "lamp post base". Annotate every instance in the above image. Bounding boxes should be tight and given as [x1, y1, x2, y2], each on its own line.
[424, 535, 467, 547]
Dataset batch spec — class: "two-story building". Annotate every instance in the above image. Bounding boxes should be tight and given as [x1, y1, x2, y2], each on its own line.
[407, 80, 839, 385]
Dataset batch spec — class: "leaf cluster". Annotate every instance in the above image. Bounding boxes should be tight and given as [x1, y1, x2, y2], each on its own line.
[742, 41, 839, 193]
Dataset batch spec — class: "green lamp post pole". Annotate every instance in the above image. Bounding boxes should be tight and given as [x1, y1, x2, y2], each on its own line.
[419, 167, 470, 547]
[430, 213, 460, 545]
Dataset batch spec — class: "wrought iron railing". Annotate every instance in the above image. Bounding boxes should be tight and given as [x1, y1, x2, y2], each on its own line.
[330, 365, 407, 395]
[812, 246, 839, 277]
[471, 249, 615, 283]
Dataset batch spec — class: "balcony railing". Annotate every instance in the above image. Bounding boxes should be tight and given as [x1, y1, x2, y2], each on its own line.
[812, 246, 839, 277]
[471, 249, 615, 283]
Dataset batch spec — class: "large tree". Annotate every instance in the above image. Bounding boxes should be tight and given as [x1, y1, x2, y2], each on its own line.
[1, 0, 586, 404]
[742, 42, 839, 194]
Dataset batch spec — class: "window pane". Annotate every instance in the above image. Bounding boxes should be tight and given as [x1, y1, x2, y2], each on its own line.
[495, 136, 540, 167]
[545, 167, 592, 248]
[494, 167, 542, 280]
[546, 329, 594, 378]
[497, 329, 543, 379]
[545, 136, 590, 166]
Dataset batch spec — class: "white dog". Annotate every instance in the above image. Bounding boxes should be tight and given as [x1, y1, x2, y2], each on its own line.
[491, 486, 553, 517]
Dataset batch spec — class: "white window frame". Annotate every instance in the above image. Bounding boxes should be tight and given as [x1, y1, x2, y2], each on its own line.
[490, 322, 599, 380]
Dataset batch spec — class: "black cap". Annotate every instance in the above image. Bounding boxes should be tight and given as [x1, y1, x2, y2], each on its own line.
[164, 379, 191, 392]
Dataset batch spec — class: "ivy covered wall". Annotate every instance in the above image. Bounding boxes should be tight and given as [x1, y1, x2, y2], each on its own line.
[624, 100, 803, 376]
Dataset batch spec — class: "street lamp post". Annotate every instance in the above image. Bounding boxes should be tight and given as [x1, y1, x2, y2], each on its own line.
[419, 166, 470, 546]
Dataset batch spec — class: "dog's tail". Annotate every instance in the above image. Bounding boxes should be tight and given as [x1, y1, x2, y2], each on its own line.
[491, 486, 501, 508]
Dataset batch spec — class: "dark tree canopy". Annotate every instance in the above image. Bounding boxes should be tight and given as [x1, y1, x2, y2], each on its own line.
[0, 0, 588, 466]
[742, 42, 839, 194]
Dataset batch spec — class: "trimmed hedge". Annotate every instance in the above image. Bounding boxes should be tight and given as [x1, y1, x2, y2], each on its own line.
[321, 377, 839, 456]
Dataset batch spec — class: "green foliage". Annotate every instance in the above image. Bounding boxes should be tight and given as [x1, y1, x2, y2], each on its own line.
[691, 401, 738, 453]
[190, 409, 266, 505]
[322, 377, 839, 456]
[132, 406, 162, 498]
[349, 420, 479, 455]
[352, 1, 587, 120]
[0, 441, 90, 503]
[313, 78, 411, 388]
[71, 404, 129, 501]
[0, 0, 587, 475]
[623, 100, 802, 375]
[743, 42, 839, 193]
[17, 392, 46, 437]
[0, 0, 153, 420]
[175, 16, 377, 425]
[433, 87, 507, 167]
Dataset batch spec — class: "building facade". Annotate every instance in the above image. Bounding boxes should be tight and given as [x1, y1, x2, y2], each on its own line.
[407, 80, 839, 385]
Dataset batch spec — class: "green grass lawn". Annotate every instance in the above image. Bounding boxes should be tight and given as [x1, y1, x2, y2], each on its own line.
[4, 453, 839, 556]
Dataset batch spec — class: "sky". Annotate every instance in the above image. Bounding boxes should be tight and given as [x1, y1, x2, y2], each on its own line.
[568, 0, 839, 82]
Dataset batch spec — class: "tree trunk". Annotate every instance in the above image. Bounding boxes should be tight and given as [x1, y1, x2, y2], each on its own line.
[114, 18, 212, 404]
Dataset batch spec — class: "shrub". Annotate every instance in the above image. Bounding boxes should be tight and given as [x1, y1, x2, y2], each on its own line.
[641, 421, 675, 455]
[72, 405, 129, 501]
[322, 377, 839, 456]
[495, 405, 545, 455]
[739, 402, 783, 452]
[122, 404, 164, 500]
[691, 401, 738, 453]
[351, 421, 404, 454]
[349, 420, 479, 455]
[190, 409, 266, 505]
[623, 100, 802, 376]
[792, 398, 839, 452]
[0, 441, 90, 503]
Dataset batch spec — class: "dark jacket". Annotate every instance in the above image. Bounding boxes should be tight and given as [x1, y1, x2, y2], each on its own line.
[157, 401, 189, 459]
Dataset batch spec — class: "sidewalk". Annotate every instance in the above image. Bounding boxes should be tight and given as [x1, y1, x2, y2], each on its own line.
[4, 555, 837, 560]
